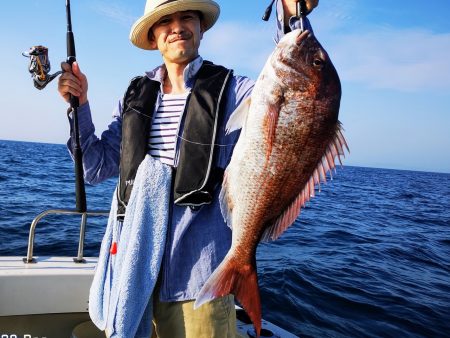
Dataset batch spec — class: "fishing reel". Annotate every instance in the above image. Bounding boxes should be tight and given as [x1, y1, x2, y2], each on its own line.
[22, 45, 62, 90]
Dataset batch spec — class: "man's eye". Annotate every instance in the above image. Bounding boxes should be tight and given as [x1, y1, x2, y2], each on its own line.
[158, 18, 170, 25]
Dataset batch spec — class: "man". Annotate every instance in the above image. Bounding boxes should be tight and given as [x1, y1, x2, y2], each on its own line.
[58, 0, 318, 337]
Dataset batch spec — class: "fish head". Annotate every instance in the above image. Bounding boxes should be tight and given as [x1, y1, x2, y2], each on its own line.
[273, 29, 341, 106]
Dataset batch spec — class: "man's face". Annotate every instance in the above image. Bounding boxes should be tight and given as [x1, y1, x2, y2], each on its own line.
[149, 11, 205, 65]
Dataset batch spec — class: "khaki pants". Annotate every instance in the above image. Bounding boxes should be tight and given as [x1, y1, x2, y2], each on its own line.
[152, 295, 236, 338]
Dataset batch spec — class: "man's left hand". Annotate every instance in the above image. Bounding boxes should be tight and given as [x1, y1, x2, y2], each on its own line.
[282, 0, 319, 19]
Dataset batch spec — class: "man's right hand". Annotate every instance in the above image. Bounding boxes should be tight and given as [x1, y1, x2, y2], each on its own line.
[58, 61, 88, 106]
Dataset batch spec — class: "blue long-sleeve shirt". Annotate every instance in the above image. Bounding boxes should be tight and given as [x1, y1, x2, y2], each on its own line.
[67, 4, 312, 301]
[68, 56, 253, 302]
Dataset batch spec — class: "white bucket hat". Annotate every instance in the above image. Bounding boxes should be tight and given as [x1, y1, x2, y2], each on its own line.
[130, 0, 220, 50]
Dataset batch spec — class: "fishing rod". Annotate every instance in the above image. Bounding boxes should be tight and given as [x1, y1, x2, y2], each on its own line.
[262, 0, 308, 31]
[22, 1, 86, 213]
[66, 0, 87, 213]
[21, 1, 110, 265]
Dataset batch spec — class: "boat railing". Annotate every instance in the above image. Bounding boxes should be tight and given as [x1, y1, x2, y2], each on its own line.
[23, 208, 109, 264]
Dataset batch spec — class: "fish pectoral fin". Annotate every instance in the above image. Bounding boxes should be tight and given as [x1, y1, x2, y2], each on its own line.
[261, 122, 349, 242]
[265, 99, 282, 161]
[226, 96, 252, 135]
[194, 255, 262, 337]
[219, 171, 233, 229]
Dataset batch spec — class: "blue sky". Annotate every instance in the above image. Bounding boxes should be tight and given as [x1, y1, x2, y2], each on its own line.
[0, 1, 449, 173]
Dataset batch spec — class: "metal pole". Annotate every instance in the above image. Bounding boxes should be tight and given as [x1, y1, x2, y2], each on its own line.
[74, 212, 88, 263]
[23, 209, 109, 263]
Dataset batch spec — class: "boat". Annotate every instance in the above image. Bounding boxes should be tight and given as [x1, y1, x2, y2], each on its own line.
[0, 208, 299, 337]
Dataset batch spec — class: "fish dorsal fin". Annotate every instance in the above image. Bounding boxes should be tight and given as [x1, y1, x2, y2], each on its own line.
[261, 122, 349, 242]
[226, 97, 251, 135]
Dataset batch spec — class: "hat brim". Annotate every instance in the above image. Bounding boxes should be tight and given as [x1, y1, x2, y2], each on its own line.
[130, 0, 220, 50]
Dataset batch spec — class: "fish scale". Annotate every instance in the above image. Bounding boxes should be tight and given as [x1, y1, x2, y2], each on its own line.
[194, 29, 348, 337]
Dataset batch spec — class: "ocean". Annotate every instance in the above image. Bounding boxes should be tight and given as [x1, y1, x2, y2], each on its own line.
[0, 139, 449, 337]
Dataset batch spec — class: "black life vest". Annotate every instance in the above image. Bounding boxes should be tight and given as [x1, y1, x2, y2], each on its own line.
[116, 62, 233, 220]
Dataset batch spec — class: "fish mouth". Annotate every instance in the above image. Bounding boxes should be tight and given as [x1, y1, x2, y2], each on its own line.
[295, 30, 312, 46]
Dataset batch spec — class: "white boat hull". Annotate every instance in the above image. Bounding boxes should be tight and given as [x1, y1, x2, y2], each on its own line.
[0, 256, 298, 337]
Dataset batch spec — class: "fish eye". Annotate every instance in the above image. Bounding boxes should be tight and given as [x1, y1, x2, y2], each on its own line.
[313, 58, 324, 68]
[313, 50, 327, 69]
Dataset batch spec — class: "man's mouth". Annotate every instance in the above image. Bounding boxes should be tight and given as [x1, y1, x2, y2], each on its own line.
[169, 34, 191, 43]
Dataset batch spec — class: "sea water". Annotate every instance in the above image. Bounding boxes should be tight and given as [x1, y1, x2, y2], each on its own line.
[1, 139, 449, 337]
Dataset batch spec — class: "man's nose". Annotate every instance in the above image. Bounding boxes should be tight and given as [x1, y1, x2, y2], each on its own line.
[170, 19, 185, 34]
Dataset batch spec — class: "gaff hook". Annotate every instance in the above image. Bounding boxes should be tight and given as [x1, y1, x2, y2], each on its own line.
[22, 45, 62, 90]
[297, 0, 308, 32]
[262, 0, 308, 32]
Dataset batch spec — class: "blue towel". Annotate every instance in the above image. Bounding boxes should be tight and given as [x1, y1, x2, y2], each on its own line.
[89, 155, 172, 338]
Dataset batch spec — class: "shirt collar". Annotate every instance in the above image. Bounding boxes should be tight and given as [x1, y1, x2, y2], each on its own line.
[145, 55, 204, 90]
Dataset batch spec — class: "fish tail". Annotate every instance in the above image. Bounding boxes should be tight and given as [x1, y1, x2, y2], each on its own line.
[194, 255, 262, 337]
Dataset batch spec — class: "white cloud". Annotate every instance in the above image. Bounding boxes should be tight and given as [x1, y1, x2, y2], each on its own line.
[306, 0, 450, 92]
[200, 21, 275, 78]
[91, 1, 136, 27]
[327, 28, 450, 92]
[90, 0, 450, 93]
[205, 19, 450, 92]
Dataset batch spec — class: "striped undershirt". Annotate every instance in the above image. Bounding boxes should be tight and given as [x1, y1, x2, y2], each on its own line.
[148, 92, 189, 166]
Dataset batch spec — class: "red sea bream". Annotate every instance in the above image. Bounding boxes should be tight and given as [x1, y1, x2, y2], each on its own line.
[194, 29, 349, 336]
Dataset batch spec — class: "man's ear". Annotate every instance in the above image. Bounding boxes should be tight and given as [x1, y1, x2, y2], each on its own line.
[149, 39, 157, 49]
[148, 29, 157, 49]
[200, 22, 206, 39]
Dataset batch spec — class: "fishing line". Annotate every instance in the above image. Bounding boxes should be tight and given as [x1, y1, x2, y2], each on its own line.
[176, 134, 236, 147]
